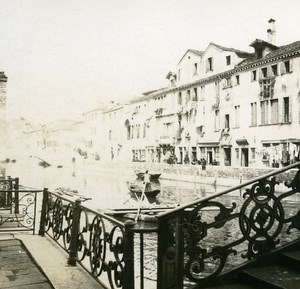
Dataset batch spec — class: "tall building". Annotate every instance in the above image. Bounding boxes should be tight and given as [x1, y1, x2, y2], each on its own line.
[124, 19, 300, 168]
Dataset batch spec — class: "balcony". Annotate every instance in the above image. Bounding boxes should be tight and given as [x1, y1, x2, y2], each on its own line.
[223, 79, 232, 89]
[259, 77, 275, 99]
[159, 135, 175, 144]
[155, 108, 164, 117]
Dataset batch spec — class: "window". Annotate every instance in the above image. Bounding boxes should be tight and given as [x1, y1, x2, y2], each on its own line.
[235, 148, 239, 160]
[251, 148, 256, 159]
[214, 147, 220, 160]
[215, 81, 220, 94]
[261, 67, 268, 78]
[271, 64, 278, 76]
[143, 123, 147, 138]
[225, 114, 230, 128]
[109, 130, 112, 140]
[200, 85, 205, 100]
[193, 63, 198, 75]
[281, 60, 293, 74]
[260, 100, 269, 125]
[127, 126, 131, 140]
[224, 77, 232, 88]
[251, 102, 257, 126]
[283, 97, 291, 123]
[186, 90, 191, 103]
[251, 70, 257, 81]
[235, 105, 240, 128]
[270, 99, 279, 124]
[130, 125, 134, 139]
[178, 92, 182, 105]
[178, 69, 181, 81]
[206, 57, 213, 72]
[259, 78, 275, 99]
[136, 124, 140, 138]
[285, 61, 290, 73]
[235, 75, 240, 85]
[193, 87, 198, 101]
[257, 48, 263, 59]
[215, 110, 220, 131]
[226, 55, 231, 65]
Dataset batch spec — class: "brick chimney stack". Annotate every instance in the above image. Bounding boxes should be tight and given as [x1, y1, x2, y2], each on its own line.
[267, 18, 276, 45]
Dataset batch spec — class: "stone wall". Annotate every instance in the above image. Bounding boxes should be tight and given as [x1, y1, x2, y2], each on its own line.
[130, 162, 298, 187]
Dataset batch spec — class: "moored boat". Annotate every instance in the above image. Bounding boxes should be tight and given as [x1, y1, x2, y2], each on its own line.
[128, 182, 160, 198]
[134, 170, 161, 181]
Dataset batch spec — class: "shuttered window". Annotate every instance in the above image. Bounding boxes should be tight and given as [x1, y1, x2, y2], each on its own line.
[270, 99, 279, 124]
[261, 100, 269, 125]
[251, 102, 257, 126]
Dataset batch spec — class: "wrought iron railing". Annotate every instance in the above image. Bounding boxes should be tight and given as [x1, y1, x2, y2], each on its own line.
[38, 189, 140, 289]
[0, 177, 42, 232]
[156, 162, 300, 288]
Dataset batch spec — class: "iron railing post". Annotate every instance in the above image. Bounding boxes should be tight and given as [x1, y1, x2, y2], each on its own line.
[157, 214, 184, 289]
[7, 176, 11, 209]
[39, 188, 49, 236]
[68, 199, 81, 266]
[14, 177, 19, 214]
[123, 220, 135, 289]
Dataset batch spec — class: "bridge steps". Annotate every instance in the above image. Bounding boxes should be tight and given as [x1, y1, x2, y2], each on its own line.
[207, 241, 300, 289]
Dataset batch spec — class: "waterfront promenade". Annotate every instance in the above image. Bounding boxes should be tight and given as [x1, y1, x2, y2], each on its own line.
[0, 232, 103, 289]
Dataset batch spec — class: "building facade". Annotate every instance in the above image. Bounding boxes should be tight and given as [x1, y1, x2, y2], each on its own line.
[122, 19, 300, 168]
[10, 19, 300, 169]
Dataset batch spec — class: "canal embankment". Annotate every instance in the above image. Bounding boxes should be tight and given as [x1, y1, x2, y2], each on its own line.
[127, 162, 298, 187]
[3, 154, 297, 193]
[59, 155, 299, 189]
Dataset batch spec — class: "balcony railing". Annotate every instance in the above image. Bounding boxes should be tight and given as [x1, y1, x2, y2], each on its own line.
[0, 177, 42, 233]
[259, 77, 275, 99]
[2, 163, 300, 289]
[156, 161, 300, 288]
[38, 189, 157, 289]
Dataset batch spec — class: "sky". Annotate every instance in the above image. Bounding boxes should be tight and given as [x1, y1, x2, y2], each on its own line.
[1, 0, 300, 123]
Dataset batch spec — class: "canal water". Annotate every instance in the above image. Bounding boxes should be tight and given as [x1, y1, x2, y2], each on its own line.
[4, 155, 299, 288]
[4, 155, 233, 210]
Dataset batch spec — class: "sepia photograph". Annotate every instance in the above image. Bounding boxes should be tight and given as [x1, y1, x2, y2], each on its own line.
[0, 1, 300, 288]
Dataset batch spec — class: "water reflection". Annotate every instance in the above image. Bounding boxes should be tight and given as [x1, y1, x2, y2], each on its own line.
[4, 155, 228, 210]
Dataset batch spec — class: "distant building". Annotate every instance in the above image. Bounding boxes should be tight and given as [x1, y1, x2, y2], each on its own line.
[9, 19, 300, 169]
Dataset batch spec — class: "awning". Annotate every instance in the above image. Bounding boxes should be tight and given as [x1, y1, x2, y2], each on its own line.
[236, 139, 249, 146]
[261, 139, 300, 145]
[198, 142, 219, 147]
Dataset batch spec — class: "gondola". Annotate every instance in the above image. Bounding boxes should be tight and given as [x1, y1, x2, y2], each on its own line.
[134, 170, 161, 181]
[127, 182, 160, 198]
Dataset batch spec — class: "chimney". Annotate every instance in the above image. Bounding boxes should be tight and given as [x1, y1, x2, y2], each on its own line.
[267, 18, 276, 45]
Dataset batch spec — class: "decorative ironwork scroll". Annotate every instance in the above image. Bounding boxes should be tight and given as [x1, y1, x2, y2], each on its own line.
[0, 179, 39, 232]
[44, 192, 126, 289]
[157, 163, 300, 287]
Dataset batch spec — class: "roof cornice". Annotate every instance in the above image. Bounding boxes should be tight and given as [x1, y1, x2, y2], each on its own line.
[151, 48, 300, 97]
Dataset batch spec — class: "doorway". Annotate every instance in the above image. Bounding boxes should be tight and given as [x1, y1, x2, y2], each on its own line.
[241, 148, 249, 167]
[224, 148, 231, 166]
